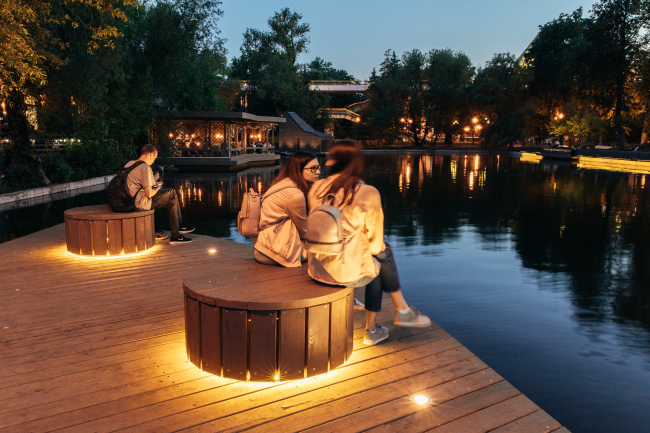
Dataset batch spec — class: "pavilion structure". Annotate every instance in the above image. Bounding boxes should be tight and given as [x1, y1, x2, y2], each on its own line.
[153, 112, 286, 172]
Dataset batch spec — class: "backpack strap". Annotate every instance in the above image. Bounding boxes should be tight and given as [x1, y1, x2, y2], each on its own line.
[123, 160, 148, 199]
[258, 185, 300, 232]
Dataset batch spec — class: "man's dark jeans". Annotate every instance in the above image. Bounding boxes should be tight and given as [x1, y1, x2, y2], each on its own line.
[151, 188, 181, 236]
[363, 242, 402, 313]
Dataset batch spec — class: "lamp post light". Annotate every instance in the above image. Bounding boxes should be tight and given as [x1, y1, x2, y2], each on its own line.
[472, 125, 483, 144]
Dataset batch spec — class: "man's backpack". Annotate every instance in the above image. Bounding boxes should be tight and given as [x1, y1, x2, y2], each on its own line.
[237, 186, 294, 238]
[304, 194, 345, 255]
[107, 161, 146, 212]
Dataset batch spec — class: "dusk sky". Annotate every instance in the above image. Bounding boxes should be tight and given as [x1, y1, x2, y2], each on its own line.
[219, 0, 596, 80]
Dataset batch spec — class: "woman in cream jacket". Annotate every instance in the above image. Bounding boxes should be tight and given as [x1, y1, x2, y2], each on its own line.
[254, 151, 320, 267]
[307, 141, 431, 346]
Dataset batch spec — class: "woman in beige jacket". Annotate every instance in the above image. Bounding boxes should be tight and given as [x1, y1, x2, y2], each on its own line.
[307, 141, 431, 346]
[254, 152, 320, 267]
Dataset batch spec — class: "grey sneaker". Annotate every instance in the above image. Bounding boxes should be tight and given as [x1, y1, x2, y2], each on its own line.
[363, 324, 389, 346]
[394, 305, 432, 327]
[354, 298, 365, 312]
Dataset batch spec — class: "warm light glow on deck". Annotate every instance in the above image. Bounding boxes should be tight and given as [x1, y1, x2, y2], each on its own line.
[209, 248, 217, 253]
[64, 244, 160, 260]
[411, 395, 433, 405]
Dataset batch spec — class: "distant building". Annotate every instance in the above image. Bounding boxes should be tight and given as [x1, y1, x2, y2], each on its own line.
[278, 112, 334, 153]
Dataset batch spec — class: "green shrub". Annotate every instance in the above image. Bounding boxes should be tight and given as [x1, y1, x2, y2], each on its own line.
[65, 139, 127, 181]
[41, 153, 73, 184]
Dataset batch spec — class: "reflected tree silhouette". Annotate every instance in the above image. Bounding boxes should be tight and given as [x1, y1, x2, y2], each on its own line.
[365, 154, 650, 335]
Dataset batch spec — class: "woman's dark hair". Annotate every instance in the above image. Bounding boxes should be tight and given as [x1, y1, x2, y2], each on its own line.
[270, 151, 317, 196]
[321, 140, 365, 205]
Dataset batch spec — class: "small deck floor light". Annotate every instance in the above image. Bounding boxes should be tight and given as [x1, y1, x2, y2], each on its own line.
[410, 395, 433, 405]
[209, 248, 217, 253]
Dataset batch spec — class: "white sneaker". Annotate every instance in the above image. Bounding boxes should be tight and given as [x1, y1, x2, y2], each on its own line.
[394, 305, 432, 327]
[354, 298, 365, 312]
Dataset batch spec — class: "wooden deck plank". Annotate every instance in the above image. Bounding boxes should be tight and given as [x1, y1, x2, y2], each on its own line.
[303, 370, 508, 433]
[1, 327, 445, 431]
[489, 409, 563, 433]
[419, 394, 539, 433]
[69, 338, 469, 433]
[202, 359, 501, 433]
[246, 369, 506, 433]
[0, 224, 568, 433]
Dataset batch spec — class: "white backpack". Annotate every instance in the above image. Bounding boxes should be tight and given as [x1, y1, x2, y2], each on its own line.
[237, 186, 292, 238]
[304, 194, 345, 255]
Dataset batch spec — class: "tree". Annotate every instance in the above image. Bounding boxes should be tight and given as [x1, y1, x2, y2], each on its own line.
[549, 110, 608, 144]
[0, 0, 138, 101]
[129, 0, 227, 112]
[365, 50, 433, 146]
[589, 0, 649, 148]
[230, 8, 325, 123]
[526, 9, 592, 117]
[471, 53, 535, 148]
[365, 49, 474, 147]
[526, 2, 650, 148]
[1, 0, 139, 188]
[426, 49, 474, 145]
[364, 51, 410, 145]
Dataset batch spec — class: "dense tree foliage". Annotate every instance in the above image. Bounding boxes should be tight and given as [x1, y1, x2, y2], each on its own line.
[229, 8, 327, 124]
[364, 49, 473, 146]
[1, 0, 227, 191]
[526, 1, 650, 148]
[470, 54, 535, 148]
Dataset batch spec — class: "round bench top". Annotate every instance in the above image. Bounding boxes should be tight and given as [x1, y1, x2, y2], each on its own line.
[184, 261, 352, 311]
[64, 204, 154, 220]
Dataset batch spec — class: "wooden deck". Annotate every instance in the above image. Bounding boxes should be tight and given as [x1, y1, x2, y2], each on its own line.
[0, 224, 569, 432]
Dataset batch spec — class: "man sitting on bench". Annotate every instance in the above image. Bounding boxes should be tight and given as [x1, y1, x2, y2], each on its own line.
[125, 144, 194, 244]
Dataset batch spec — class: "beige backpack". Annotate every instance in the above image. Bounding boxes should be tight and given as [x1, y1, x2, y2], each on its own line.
[237, 186, 293, 238]
[304, 194, 345, 255]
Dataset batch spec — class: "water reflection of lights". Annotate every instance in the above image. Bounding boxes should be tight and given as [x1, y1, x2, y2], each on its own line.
[478, 168, 487, 189]
[218, 190, 223, 207]
[642, 175, 646, 189]
[405, 164, 411, 189]
[468, 171, 474, 191]
[474, 155, 480, 171]
[450, 160, 457, 182]
[422, 155, 433, 176]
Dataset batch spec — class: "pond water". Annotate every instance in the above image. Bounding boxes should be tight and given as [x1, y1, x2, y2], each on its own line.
[2, 153, 650, 432]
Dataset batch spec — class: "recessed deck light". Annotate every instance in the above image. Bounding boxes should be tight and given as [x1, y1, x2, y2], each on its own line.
[411, 395, 433, 405]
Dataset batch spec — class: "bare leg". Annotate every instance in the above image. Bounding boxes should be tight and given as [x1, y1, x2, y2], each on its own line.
[389, 289, 409, 311]
[366, 311, 378, 331]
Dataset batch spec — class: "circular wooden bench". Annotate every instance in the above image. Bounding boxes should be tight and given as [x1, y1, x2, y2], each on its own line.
[64, 204, 155, 256]
[184, 263, 354, 382]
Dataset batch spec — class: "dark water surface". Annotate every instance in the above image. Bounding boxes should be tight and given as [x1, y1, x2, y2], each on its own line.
[2, 153, 650, 432]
